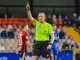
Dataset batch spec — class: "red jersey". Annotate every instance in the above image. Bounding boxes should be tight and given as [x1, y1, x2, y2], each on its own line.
[18, 31, 28, 52]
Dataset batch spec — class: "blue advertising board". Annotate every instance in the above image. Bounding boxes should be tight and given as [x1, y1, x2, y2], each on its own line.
[0, 52, 32, 60]
[0, 50, 73, 60]
[0, 52, 19, 60]
[57, 50, 73, 60]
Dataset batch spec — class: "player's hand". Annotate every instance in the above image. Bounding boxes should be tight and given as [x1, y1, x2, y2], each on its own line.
[47, 45, 52, 50]
[26, 2, 30, 10]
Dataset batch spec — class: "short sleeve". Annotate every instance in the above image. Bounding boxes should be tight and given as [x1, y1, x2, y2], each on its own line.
[32, 19, 38, 26]
[48, 24, 53, 35]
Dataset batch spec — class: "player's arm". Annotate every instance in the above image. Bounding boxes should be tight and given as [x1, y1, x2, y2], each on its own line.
[15, 39, 19, 54]
[26, 34, 31, 49]
[15, 33, 21, 54]
[58, 39, 62, 51]
[26, 2, 35, 22]
[26, 40, 31, 49]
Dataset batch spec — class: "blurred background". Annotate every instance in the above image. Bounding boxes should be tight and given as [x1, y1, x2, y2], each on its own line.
[0, 0, 80, 60]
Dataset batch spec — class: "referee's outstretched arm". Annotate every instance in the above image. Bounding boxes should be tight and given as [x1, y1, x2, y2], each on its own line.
[26, 2, 35, 22]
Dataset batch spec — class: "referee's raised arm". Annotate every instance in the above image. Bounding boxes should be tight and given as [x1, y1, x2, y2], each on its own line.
[26, 2, 35, 22]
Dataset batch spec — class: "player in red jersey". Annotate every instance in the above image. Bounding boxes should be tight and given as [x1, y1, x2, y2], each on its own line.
[16, 23, 31, 60]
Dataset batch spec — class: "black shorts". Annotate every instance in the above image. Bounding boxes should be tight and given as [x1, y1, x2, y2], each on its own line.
[32, 41, 50, 58]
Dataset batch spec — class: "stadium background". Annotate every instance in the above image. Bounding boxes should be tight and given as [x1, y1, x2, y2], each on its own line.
[0, 0, 80, 60]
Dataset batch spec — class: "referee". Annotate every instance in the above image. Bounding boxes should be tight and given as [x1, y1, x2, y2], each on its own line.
[26, 2, 55, 60]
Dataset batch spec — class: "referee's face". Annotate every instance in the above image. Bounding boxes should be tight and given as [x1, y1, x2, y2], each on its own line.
[38, 13, 46, 23]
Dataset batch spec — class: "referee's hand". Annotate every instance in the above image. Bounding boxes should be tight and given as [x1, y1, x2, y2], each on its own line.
[26, 2, 30, 10]
[47, 45, 52, 50]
